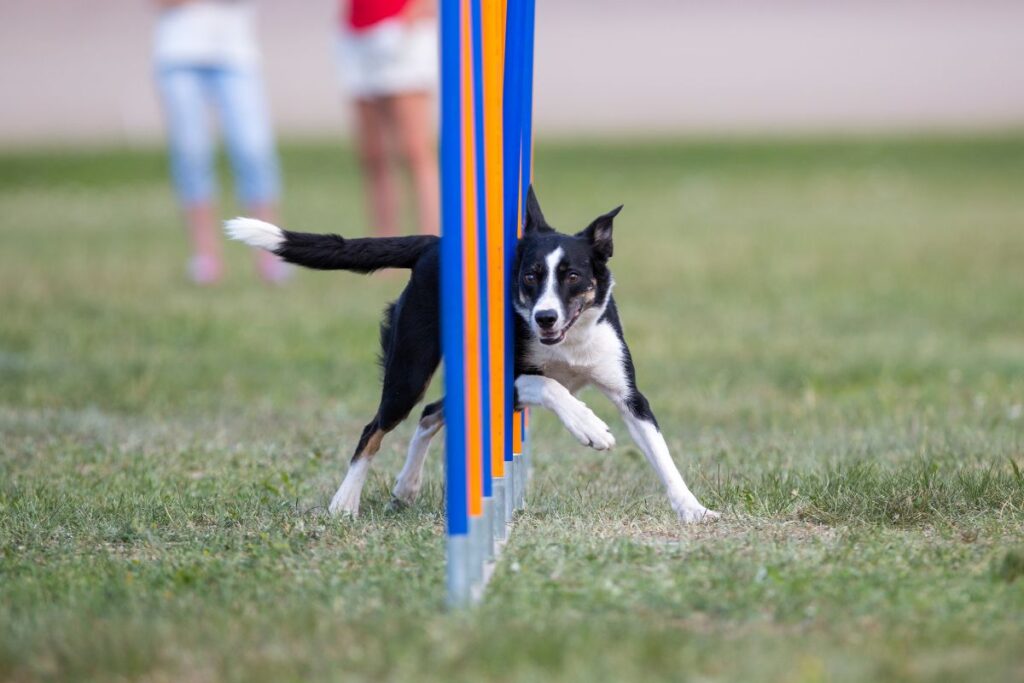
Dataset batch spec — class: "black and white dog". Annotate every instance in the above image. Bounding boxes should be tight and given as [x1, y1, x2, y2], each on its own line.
[226, 188, 718, 523]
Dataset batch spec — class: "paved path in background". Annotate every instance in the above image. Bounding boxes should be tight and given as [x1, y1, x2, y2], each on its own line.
[0, 0, 1022, 145]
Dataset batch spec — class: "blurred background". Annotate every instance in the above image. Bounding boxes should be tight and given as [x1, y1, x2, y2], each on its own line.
[2, 0, 1023, 145]
[2, 3, 1024, 681]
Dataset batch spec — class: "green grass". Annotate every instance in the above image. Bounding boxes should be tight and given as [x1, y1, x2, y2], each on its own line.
[2, 135, 1023, 682]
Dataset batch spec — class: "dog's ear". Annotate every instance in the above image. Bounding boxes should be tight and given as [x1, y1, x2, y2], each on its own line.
[577, 205, 622, 261]
[524, 185, 552, 234]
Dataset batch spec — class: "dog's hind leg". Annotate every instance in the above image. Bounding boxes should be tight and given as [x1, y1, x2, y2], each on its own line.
[328, 375, 437, 516]
[389, 399, 444, 510]
[329, 291, 441, 517]
[328, 420, 386, 517]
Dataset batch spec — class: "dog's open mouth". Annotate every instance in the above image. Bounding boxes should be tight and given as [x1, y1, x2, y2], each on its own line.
[538, 304, 585, 345]
[539, 330, 566, 345]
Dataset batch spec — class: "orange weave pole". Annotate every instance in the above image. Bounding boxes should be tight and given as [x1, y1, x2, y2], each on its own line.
[512, 410, 523, 454]
[460, 0, 483, 519]
[482, 0, 506, 480]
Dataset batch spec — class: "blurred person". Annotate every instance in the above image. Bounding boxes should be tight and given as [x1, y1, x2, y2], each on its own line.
[337, 0, 440, 236]
[153, 0, 288, 284]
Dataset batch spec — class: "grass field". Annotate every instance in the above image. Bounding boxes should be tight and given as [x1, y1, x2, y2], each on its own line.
[2, 135, 1023, 682]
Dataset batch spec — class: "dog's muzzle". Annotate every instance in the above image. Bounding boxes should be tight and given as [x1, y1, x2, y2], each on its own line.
[536, 301, 585, 345]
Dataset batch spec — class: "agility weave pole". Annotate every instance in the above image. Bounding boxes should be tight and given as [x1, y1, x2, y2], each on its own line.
[441, 0, 536, 607]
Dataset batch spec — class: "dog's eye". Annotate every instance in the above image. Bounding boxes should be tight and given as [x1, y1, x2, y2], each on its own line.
[566, 271, 580, 284]
[523, 273, 537, 285]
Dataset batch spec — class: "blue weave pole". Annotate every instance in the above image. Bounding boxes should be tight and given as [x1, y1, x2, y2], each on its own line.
[441, 0, 470, 608]
[501, 0, 524, 522]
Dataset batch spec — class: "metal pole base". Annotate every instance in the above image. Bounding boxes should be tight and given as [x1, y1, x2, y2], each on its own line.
[468, 516, 484, 589]
[483, 496, 495, 561]
[511, 453, 523, 509]
[509, 456, 519, 511]
[504, 461, 516, 524]
[493, 479, 508, 543]
[447, 534, 471, 608]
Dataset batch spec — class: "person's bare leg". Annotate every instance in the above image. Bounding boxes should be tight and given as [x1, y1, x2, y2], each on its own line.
[184, 202, 223, 284]
[354, 98, 399, 236]
[392, 91, 440, 235]
[157, 67, 222, 284]
[246, 203, 291, 283]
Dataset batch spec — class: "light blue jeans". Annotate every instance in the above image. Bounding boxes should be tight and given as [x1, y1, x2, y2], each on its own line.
[155, 64, 280, 207]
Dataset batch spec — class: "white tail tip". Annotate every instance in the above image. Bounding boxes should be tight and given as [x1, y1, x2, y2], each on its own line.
[224, 217, 284, 252]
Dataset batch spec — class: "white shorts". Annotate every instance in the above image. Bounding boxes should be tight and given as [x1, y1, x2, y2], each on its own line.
[337, 19, 438, 99]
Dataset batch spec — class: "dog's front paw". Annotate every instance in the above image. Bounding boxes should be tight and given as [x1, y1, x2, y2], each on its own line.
[676, 505, 720, 524]
[561, 401, 615, 451]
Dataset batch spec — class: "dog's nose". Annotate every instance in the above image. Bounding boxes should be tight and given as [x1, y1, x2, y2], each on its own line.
[534, 309, 558, 330]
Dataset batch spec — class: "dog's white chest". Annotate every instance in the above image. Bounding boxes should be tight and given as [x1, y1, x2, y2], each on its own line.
[527, 316, 628, 396]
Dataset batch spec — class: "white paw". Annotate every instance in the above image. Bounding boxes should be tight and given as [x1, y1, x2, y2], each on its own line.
[391, 476, 422, 507]
[676, 505, 720, 524]
[560, 400, 615, 451]
[328, 485, 360, 517]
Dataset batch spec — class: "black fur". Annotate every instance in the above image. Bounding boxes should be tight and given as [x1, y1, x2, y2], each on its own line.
[275, 230, 438, 273]
[358, 246, 442, 446]
[254, 228, 445, 462]
[238, 185, 717, 521]
[511, 188, 620, 348]
[420, 399, 444, 419]
[599, 299, 659, 428]
[270, 189, 642, 463]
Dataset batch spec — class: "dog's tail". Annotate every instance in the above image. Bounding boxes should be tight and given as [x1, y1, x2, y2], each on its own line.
[224, 218, 438, 273]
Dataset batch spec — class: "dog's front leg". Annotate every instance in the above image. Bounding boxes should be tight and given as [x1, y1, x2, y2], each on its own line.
[606, 389, 719, 523]
[514, 375, 615, 450]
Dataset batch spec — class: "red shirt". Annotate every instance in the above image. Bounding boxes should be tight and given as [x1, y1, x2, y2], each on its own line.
[346, 0, 408, 31]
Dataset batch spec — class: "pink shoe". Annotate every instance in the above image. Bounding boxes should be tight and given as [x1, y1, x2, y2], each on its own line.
[188, 254, 223, 285]
[257, 251, 292, 285]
